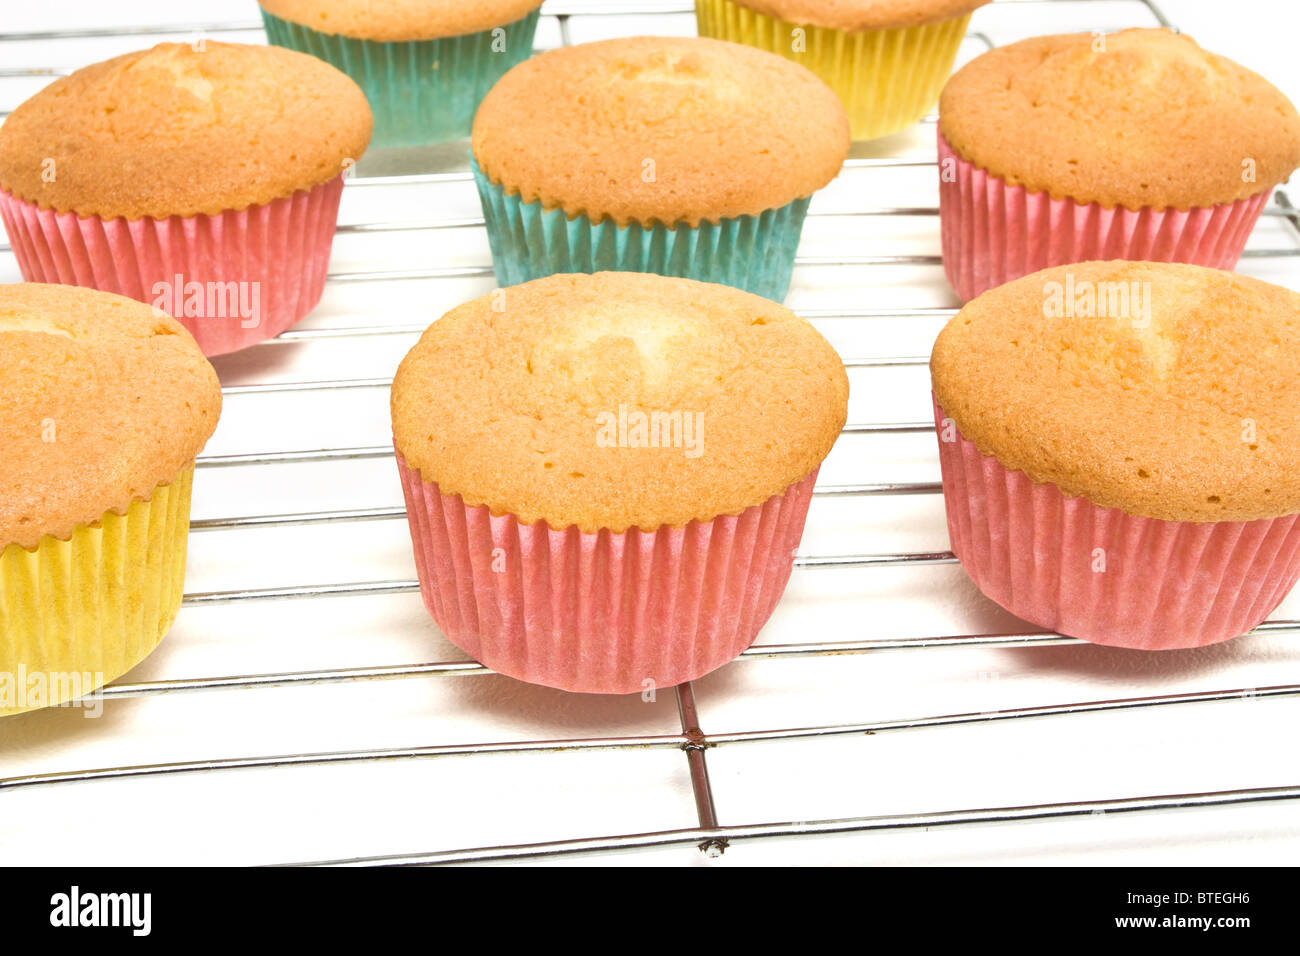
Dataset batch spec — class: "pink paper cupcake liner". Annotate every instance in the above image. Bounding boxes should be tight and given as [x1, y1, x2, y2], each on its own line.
[937, 131, 1270, 302]
[0, 175, 344, 355]
[934, 401, 1300, 650]
[396, 452, 818, 694]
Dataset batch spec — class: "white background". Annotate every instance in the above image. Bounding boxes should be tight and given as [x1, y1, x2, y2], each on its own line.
[1, 0, 1299, 867]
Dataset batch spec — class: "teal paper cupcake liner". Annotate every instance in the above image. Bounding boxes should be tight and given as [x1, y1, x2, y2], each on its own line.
[261, 10, 541, 148]
[471, 158, 811, 301]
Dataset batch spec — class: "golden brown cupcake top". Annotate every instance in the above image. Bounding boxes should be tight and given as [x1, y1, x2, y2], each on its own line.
[471, 36, 850, 228]
[0, 42, 372, 220]
[0, 284, 222, 550]
[258, 0, 544, 41]
[939, 29, 1300, 211]
[392, 272, 848, 533]
[931, 261, 1300, 523]
[728, 0, 988, 31]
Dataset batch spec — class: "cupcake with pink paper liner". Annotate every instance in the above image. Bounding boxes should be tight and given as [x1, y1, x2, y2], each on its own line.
[0, 41, 372, 356]
[390, 272, 849, 694]
[930, 260, 1300, 651]
[937, 28, 1300, 302]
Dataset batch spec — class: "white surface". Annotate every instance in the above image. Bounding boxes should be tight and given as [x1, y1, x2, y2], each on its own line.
[1, 0, 1299, 867]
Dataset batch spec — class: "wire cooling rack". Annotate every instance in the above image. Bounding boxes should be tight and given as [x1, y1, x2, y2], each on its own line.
[2, 0, 1300, 867]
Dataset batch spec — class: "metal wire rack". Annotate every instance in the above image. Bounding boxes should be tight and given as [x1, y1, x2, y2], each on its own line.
[2, 0, 1300, 866]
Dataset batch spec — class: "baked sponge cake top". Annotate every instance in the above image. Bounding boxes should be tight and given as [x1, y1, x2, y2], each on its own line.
[257, 0, 544, 41]
[930, 260, 1300, 524]
[726, 0, 989, 31]
[471, 36, 851, 228]
[0, 42, 372, 220]
[392, 272, 849, 533]
[939, 28, 1300, 211]
[0, 284, 222, 550]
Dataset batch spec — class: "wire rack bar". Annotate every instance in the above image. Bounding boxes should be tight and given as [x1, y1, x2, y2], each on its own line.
[177, 544, 964, 603]
[318, 254, 962, 286]
[7, 238, 1293, 278]
[6, 200, 1300, 259]
[173, 547, 959, 608]
[675, 683, 727, 856]
[0, 733, 687, 794]
[85, 619, 1300, 704]
[218, 355, 925, 397]
[306, 783, 1300, 866]
[7, 682, 1297, 797]
[187, 481, 942, 535]
[96, 630, 1090, 704]
[91, 630, 1083, 705]
[182, 580, 420, 607]
[188, 481, 941, 535]
[99, 660, 495, 698]
[239, 308, 966, 347]
[191, 421, 935, 470]
[196, 446, 395, 468]
[189, 505, 407, 532]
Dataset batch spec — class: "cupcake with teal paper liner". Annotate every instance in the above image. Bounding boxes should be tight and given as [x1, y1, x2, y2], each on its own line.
[470, 36, 850, 302]
[259, 0, 543, 148]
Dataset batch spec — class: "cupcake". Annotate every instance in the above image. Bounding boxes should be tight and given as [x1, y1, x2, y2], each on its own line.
[930, 260, 1300, 651]
[938, 29, 1300, 302]
[470, 36, 850, 302]
[391, 272, 848, 693]
[259, 0, 543, 148]
[0, 42, 372, 355]
[0, 284, 221, 716]
[696, 0, 988, 141]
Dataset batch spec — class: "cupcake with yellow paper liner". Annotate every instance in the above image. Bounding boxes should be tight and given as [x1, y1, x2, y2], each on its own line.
[695, 0, 988, 141]
[938, 29, 1300, 302]
[391, 272, 848, 694]
[471, 37, 850, 302]
[0, 284, 221, 716]
[0, 42, 372, 356]
[259, 0, 543, 148]
[931, 260, 1300, 652]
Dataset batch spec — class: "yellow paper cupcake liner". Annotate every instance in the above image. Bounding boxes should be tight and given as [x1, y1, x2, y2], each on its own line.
[695, 0, 971, 141]
[0, 466, 194, 716]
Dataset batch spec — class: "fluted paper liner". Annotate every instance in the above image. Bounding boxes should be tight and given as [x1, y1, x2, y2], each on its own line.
[473, 158, 810, 302]
[262, 10, 541, 148]
[937, 131, 1270, 302]
[695, 0, 970, 141]
[0, 176, 344, 356]
[0, 466, 194, 716]
[934, 402, 1300, 650]
[396, 453, 818, 693]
